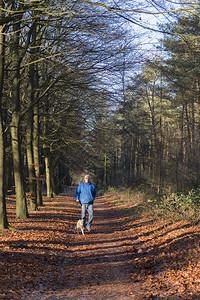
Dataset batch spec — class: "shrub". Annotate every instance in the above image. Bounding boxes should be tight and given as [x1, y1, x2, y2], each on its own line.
[149, 188, 200, 224]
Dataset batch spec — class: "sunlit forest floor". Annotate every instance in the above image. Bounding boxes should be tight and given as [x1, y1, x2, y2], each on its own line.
[0, 191, 200, 299]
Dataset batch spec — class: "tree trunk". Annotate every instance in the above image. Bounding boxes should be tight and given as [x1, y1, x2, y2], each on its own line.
[43, 96, 53, 198]
[11, 113, 29, 218]
[104, 153, 107, 189]
[33, 101, 43, 206]
[185, 104, 191, 152]
[26, 21, 38, 211]
[129, 137, 134, 185]
[44, 146, 53, 198]
[191, 100, 195, 166]
[0, 111, 8, 228]
[26, 102, 37, 211]
[11, 18, 28, 219]
[179, 103, 184, 163]
[134, 136, 140, 179]
[33, 20, 43, 206]
[0, 0, 8, 229]
[157, 74, 164, 194]
[0, 0, 8, 228]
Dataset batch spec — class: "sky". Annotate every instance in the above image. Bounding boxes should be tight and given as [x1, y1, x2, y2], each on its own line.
[120, 0, 184, 53]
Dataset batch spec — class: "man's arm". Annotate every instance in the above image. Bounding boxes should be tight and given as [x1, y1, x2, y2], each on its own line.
[76, 184, 81, 202]
[92, 185, 96, 200]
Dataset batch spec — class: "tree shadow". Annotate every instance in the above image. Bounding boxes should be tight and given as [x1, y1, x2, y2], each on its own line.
[2, 194, 199, 299]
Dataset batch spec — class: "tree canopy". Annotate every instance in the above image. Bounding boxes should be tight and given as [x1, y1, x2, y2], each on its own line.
[0, 0, 199, 227]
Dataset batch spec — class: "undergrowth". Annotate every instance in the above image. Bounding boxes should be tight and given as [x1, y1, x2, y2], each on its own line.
[149, 188, 200, 224]
[103, 186, 200, 224]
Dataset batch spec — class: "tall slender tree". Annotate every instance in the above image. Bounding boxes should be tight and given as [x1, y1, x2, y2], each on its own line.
[0, 0, 9, 229]
[10, 2, 29, 219]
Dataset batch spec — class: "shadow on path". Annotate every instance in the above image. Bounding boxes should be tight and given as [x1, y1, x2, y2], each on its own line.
[1, 193, 199, 299]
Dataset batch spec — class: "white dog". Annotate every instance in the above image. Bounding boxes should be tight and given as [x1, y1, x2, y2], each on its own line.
[74, 219, 85, 235]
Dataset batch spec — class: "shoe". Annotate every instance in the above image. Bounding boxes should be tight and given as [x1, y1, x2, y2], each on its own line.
[87, 225, 91, 231]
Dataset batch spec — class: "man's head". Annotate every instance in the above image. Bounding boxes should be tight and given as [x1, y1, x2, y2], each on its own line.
[84, 174, 90, 183]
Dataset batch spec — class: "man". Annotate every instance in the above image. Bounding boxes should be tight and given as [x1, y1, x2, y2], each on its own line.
[76, 175, 96, 231]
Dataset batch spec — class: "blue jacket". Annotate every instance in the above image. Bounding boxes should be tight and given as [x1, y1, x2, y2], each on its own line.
[76, 182, 96, 204]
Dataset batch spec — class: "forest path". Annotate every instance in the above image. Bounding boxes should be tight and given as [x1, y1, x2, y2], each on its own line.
[62, 196, 136, 299]
[0, 193, 200, 299]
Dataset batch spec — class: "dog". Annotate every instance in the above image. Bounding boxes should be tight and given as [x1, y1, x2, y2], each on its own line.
[74, 219, 85, 235]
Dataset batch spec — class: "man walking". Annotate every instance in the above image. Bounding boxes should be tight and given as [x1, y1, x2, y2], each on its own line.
[76, 175, 96, 231]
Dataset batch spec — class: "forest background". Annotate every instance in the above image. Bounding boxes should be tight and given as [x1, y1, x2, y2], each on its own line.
[0, 0, 199, 228]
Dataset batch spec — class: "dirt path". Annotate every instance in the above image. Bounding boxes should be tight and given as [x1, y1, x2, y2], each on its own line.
[63, 198, 135, 299]
[0, 195, 136, 299]
[0, 194, 200, 299]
